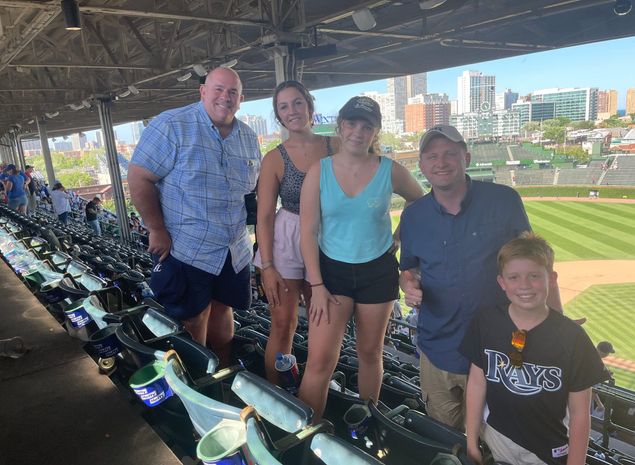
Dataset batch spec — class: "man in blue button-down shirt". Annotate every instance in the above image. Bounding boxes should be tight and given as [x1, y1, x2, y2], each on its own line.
[399, 125, 562, 430]
[128, 67, 261, 364]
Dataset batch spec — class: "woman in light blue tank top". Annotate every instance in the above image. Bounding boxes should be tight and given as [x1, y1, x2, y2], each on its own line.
[298, 96, 423, 419]
[254, 81, 339, 386]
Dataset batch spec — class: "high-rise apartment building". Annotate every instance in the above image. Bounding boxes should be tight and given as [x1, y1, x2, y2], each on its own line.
[239, 115, 268, 137]
[387, 73, 427, 126]
[361, 91, 401, 133]
[404, 93, 450, 133]
[70, 132, 87, 151]
[598, 90, 618, 116]
[529, 87, 598, 122]
[495, 89, 519, 110]
[95, 130, 103, 148]
[131, 121, 145, 144]
[456, 70, 496, 114]
[626, 88, 635, 115]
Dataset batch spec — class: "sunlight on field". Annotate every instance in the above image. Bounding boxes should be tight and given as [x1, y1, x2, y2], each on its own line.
[564, 284, 635, 390]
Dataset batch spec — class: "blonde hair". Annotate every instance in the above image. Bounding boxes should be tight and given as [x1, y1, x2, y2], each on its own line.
[497, 231, 555, 273]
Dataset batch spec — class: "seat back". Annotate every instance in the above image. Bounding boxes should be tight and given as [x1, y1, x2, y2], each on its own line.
[403, 409, 466, 451]
[231, 371, 313, 434]
[311, 433, 384, 465]
[244, 417, 284, 465]
[368, 402, 457, 465]
[164, 358, 241, 437]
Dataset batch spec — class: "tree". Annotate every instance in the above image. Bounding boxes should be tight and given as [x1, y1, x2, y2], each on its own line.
[571, 120, 595, 130]
[380, 132, 404, 151]
[57, 172, 94, 188]
[542, 125, 565, 144]
[260, 138, 281, 155]
[522, 121, 541, 138]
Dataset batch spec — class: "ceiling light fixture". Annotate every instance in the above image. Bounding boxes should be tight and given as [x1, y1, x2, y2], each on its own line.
[45, 111, 60, 118]
[419, 0, 447, 9]
[614, 0, 632, 15]
[117, 90, 131, 98]
[192, 64, 207, 76]
[82, 99, 91, 108]
[128, 85, 139, 95]
[220, 59, 238, 69]
[61, 0, 82, 31]
[351, 7, 376, 31]
[67, 103, 84, 110]
[177, 72, 192, 82]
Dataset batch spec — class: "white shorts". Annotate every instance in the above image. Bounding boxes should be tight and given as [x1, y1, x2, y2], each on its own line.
[254, 208, 305, 280]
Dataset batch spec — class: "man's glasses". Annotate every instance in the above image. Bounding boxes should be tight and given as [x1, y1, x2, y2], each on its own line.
[509, 329, 527, 368]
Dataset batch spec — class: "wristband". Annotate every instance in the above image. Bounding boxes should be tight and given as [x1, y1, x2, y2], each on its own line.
[310, 282, 324, 288]
[260, 261, 273, 270]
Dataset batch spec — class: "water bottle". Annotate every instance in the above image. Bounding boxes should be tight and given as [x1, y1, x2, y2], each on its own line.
[275, 352, 300, 395]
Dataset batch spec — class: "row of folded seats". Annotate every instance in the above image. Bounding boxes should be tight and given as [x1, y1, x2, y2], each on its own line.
[1, 203, 632, 465]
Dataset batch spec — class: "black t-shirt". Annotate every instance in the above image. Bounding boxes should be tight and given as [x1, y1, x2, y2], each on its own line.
[85, 201, 98, 221]
[460, 306, 609, 465]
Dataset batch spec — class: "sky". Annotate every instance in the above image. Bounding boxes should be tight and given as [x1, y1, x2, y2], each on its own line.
[107, 36, 635, 143]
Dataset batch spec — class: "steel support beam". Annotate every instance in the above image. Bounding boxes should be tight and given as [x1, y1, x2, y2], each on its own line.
[96, 98, 131, 243]
[36, 118, 56, 188]
[15, 134, 26, 170]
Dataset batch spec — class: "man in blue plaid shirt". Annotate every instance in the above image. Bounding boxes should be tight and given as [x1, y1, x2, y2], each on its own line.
[129, 67, 261, 364]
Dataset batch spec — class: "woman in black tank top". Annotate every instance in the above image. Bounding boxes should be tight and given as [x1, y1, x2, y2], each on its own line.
[255, 80, 339, 386]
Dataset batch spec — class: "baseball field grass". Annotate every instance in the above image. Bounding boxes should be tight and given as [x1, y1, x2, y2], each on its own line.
[524, 201, 635, 261]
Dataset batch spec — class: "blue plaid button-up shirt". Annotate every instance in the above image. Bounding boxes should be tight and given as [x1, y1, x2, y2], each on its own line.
[131, 101, 261, 275]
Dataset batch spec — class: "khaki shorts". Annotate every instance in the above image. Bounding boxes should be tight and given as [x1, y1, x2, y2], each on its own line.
[482, 423, 549, 465]
[419, 350, 467, 431]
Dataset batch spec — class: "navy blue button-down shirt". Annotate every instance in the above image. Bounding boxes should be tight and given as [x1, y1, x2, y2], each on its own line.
[131, 101, 261, 275]
[400, 177, 530, 374]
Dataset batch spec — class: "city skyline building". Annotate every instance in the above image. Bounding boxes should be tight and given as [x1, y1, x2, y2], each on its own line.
[598, 89, 618, 116]
[70, 133, 87, 151]
[238, 114, 268, 137]
[457, 70, 496, 114]
[386, 73, 427, 130]
[495, 88, 519, 110]
[404, 93, 450, 133]
[627, 88, 635, 115]
[529, 87, 598, 122]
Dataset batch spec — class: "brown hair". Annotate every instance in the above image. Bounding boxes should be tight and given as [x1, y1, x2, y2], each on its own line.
[497, 231, 555, 273]
[273, 80, 315, 127]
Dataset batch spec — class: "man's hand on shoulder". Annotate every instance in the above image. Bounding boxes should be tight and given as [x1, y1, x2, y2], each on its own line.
[148, 227, 172, 262]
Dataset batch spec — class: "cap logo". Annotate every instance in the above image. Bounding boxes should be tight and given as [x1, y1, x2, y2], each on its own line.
[354, 97, 377, 113]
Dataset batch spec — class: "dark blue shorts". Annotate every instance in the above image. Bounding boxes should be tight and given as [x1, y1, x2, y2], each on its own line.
[150, 253, 251, 321]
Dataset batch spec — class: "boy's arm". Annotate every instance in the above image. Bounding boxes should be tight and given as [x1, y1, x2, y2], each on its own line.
[466, 363, 487, 465]
[567, 388, 592, 465]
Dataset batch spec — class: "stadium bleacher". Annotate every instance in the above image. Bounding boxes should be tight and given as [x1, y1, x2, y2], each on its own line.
[467, 143, 510, 163]
[601, 155, 635, 186]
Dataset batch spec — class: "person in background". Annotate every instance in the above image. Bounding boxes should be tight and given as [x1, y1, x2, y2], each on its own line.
[461, 232, 607, 465]
[24, 165, 37, 215]
[85, 196, 102, 236]
[298, 96, 423, 419]
[591, 340, 616, 418]
[1, 164, 29, 214]
[128, 67, 261, 365]
[50, 181, 71, 224]
[254, 80, 338, 384]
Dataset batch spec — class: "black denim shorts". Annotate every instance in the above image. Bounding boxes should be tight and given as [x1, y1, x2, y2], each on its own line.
[319, 250, 399, 304]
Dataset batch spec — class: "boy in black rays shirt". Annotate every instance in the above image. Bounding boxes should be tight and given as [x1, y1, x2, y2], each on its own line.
[460, 232, 608, 465]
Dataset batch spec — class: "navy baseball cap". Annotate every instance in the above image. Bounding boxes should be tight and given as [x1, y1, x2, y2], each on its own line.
[339, 96, 382, 128]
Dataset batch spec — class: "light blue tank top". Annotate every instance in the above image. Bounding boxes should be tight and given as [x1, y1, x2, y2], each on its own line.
[318, 156, 393, 263]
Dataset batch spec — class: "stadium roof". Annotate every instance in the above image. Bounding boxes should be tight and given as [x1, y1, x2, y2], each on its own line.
[1, 0, 634, 138]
